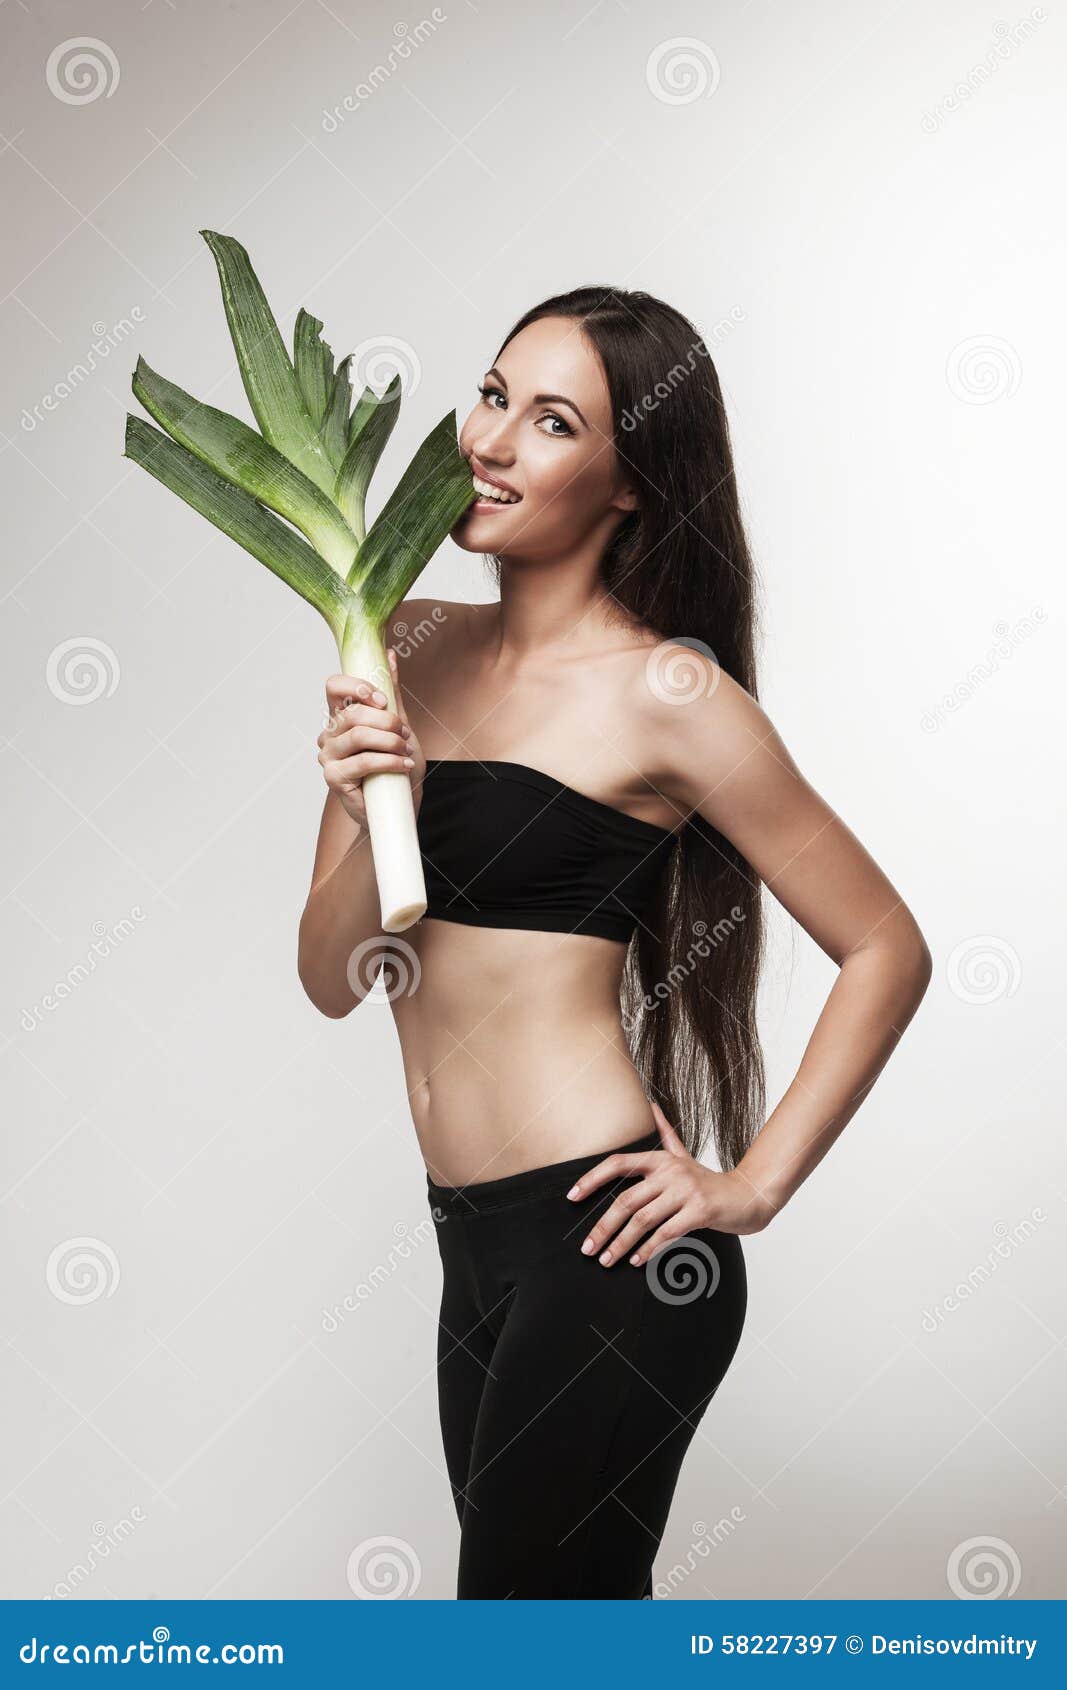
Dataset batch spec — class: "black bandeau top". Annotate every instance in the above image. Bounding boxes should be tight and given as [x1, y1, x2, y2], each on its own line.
[416, 757, 679, 944]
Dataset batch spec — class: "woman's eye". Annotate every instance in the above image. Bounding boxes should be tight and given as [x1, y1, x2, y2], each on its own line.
[476, 385, 571, 436]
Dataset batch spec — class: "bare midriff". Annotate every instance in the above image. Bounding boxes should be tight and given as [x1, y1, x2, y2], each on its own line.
[388, 915, 657, 1187]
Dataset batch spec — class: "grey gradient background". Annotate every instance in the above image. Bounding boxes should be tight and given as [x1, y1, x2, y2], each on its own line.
[2, 0, 1064, 1602]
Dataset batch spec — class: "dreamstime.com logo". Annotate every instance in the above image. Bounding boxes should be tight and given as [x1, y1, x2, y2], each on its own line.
[919, 608, 1046, 732]
[646, 37, 721, 105]
[44, 1510, 148, 1600]
[20, 908, 147, 1032]
[321, 14, 448, 130]
[391, 603, 447, 659]
[46, 637, 120, 705]
[920, 11, 1046, 133]
[946, 1535, 1022, 1599]
[347, 936, 422, 1004]
[945, 935, 1021, 1005]
[622, 911, 747, 1030]
[649, 1508, 747, 1597]
[346, 1535, 422, 1598]
[321, 1213, 439, 1332]
[19, 1626, 283, 1665]
[21, 311, 145, 432]
[920, 1210, 1046, 1333]
[46, 1238, 121, 1306]
[45, 37, 120, 103]
[946, 335, 1022, 403]
[349, 335, 422, 398]
[645, 637, 721, 707]
[645, 1235, 722, 1304]
[620, 315, 745, 430]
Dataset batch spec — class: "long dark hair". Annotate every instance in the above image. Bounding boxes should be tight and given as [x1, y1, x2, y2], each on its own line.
[486, 287, 766, 1172]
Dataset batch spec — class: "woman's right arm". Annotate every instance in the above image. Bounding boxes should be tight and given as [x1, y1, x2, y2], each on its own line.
[297, 656, 424, 1017]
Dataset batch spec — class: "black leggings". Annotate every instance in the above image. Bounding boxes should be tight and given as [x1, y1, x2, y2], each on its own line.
[426, 1126, 748, 1599]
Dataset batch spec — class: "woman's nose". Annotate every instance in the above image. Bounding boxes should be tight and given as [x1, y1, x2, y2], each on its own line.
[474, 432, 516, 469]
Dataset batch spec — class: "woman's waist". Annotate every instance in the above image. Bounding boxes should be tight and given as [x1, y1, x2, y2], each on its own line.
[405, 1040, 655, 1187]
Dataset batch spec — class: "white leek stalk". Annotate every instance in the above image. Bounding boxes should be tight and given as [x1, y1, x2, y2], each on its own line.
[124, 229, 474, 932]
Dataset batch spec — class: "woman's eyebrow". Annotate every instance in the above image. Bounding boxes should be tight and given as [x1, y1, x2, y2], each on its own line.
[485, 366, 587, 427]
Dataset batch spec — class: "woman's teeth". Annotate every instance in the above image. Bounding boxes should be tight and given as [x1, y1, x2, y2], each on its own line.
[472, 474, 520, 504]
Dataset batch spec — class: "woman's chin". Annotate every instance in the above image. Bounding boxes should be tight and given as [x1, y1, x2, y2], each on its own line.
[450, 505, 516, 551]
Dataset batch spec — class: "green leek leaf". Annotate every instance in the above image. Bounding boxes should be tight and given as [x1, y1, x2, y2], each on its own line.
[293, 308, 333, 428]
[320, 353, 354, 470]
[199, 229, 336, 496]
[350, 409, 475, 616]
[131, 355, 358, 576]
[335, 375, 402, 544]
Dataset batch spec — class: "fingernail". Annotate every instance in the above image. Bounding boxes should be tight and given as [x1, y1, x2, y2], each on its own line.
[372, 689, 387, 705]
[580, 1239, 594, 1254]
[599, 1251, 612, 1265]
[566, 1185, 579, 1200]
[629, 1254, 641, 1265]
[404, 757, 415, 767]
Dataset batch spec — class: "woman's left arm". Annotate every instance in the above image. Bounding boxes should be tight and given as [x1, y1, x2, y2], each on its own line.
[571, 658, 932, 1260]
[669, 661, 932, 1228]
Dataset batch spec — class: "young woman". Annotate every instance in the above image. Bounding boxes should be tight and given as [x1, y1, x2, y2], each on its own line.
[298, 288, 932, 1600]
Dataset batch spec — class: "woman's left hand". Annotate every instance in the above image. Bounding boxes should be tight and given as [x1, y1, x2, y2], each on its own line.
[566, 1101, 769, 1265]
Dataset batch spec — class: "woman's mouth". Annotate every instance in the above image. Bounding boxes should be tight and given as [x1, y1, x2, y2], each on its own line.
[470, 472, 521, 512]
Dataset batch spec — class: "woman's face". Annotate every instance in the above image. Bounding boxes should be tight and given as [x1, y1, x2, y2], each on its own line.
[452, 315, 637, 560]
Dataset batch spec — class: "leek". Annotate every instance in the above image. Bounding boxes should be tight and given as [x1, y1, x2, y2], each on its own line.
[124, 229, 475, 932]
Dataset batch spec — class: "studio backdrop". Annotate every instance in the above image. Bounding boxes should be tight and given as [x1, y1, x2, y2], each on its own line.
[2, 0, 1062, 1602]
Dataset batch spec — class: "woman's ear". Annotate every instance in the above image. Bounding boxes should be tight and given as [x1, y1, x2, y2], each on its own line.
[612, 483, 640, 513]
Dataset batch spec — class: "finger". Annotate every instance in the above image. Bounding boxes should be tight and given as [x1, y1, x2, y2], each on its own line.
[321, 748, 415, 787]
[577, 1177, 663, 1260]
[320, 724, 410, 762]
[387, 646, 411, 728]
[649, 1099, 686, 1155]
[325, 672, 389, 713]
[637, 1219, 695, 1266]
[595, 1195, 677, 1268]
[565, 1150, 656, 1202]
[318, 701, 406, 747]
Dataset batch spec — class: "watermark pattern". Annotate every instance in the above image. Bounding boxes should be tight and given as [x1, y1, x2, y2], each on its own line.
[346, 1535, 422, 1598]
[45, 1510, 147, 1599]
[945, 936, 1021, 1005]
[646, 1234, 722, 1303]
[347, 936, 422, 1003]
[45, 1238, 121, 1305]
[46, 637, 120, 706]
[919, 609, 1046, 732]
[321, 1214, 438, 1332]
[648, 1508, 747, 1597]
[646, 37, 721, 105]
[946, 336, 1022, 403]
[20, 311, 145, 432]
[920, 1210, 1047, 1333]
[623, 911, 747, 1031]
[350, 335, 421, 398]
[20, 908, 147, 1032]
[321, 14, 448, 131]
[946, 1535, 1022, 1599]
[645, 637, 721, 707]
[921, 11, 1046, 132]
[45, 37, 120, 104]
[391, 603, 447, 660]
[620, 316, 745, 430]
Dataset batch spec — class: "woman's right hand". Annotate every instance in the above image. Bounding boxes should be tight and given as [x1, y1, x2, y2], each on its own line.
[318, 650, 424, 828]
